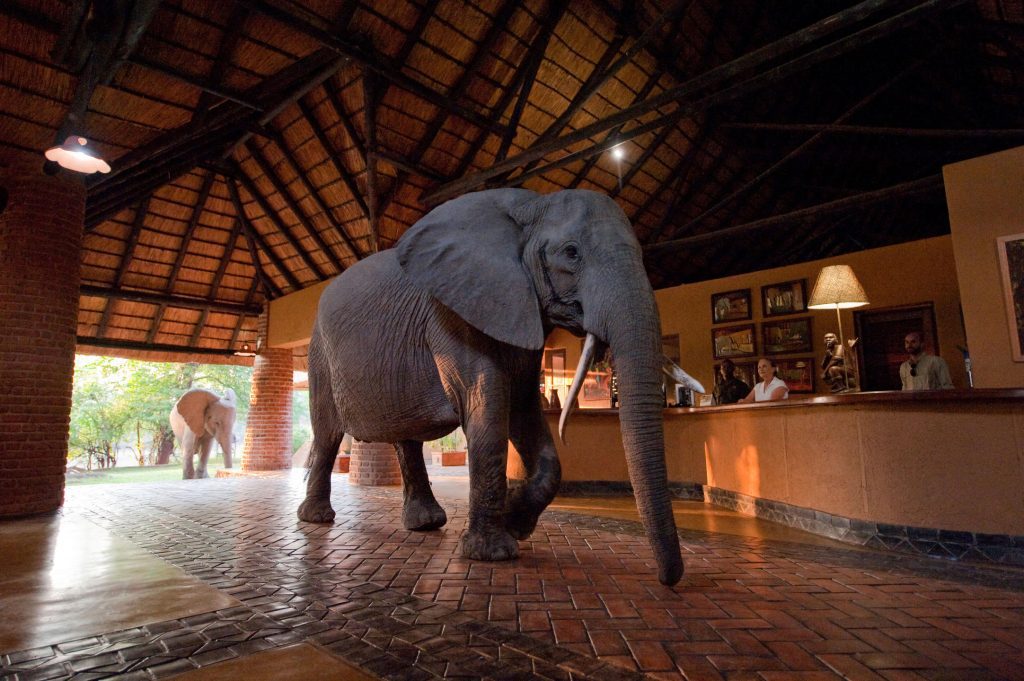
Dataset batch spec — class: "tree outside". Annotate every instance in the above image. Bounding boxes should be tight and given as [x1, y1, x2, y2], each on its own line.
[69, 356, 253, 477]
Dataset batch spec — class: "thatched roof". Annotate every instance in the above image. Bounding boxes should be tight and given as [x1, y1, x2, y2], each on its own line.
[2, 0, 1022, 362]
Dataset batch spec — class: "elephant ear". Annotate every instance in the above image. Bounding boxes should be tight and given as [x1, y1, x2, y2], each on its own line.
[175, 389, 219, 437]
[396, 189, 545, 349]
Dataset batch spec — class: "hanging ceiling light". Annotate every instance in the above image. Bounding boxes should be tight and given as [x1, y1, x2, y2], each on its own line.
[44, 136, 111, 174]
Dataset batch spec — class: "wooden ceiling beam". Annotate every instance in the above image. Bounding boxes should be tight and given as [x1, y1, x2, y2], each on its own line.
[296, 96, 370, 219]
[208, 218, 243, 301]
[675, 57, 928, 238]
[422, 0, 966, 206]
[226, 177, 290, 295]
[236, 0, 506, 135]
[76, 336, 244, 357]
[96, 196, 151, 338]
[721, 122, 1024, 139]
[232, 159, 328, 280]
[80, 285, 262, 315]
[644, 174, 944, 256]
[265, 128, 363, 260]
[362, 69, 381, 254]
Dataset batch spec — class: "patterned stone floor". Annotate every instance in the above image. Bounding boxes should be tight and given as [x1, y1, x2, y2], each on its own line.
[2, 471, 1024, 680]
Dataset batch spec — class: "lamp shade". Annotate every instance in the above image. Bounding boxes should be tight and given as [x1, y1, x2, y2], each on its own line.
[44, 136, 110, 174]
[807, 264, 869, 310]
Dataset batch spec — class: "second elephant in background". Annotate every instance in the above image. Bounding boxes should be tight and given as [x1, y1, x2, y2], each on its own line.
[170, 388, 237, 479]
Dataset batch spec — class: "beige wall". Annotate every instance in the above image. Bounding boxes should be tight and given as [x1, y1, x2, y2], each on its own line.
[267, 278, 332, 349]
[944, 145, 1024, 388]
[547, 236, 968, 395]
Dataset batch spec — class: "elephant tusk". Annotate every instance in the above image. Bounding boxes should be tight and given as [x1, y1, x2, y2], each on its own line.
[559, 332, 597, 445]
[662, 356, 706, 394]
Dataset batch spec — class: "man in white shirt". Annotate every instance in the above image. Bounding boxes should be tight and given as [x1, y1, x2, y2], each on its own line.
[899, 332, 954, 390]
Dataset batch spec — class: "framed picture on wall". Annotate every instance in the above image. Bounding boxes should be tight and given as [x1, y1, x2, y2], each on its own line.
[775, 358, 815, 393]
[711, 289, 752, 323]
[762, 317, 813, 354]
[997, 233, 1024, 361]
[761, 279, 807, 317]
[712, 324, 756, 359]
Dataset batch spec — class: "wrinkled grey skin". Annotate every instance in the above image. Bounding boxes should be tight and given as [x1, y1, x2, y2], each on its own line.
[299, 188, 685, 586]
[170, 388, 236, 479]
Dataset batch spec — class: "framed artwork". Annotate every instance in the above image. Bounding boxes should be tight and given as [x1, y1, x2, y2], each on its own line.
[712, 324, 756, 359]
[775, 358, 815, 393]
[997, 233, 1024, 361]
[762, 316, 813, 355]
[711, 289, 752, 323]
[762, 279, 807, 317]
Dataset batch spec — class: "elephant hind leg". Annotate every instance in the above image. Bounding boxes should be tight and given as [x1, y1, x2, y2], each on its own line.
[396, 440, 446, 531]
[298, 337, 345, 524]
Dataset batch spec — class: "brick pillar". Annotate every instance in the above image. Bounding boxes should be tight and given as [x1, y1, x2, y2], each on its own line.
[0, 156, 86, 517]
[241, 312, 292, 470]
[349, 441, 402, 485]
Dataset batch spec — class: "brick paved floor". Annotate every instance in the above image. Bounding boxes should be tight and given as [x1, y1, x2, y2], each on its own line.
[2, 473, 1023, 680]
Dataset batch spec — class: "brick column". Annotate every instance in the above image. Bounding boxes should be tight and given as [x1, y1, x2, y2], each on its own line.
[349, 440, 402, 485]
[0, 156, 86, 517]
[241, 312, 292, 470]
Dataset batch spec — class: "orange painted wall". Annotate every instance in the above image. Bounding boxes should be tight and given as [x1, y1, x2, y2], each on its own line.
[547, 236, 967, 395]
[944, 145, 1024, 388]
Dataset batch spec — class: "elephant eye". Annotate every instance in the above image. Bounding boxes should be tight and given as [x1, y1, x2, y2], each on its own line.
[563, 244, 579, 261]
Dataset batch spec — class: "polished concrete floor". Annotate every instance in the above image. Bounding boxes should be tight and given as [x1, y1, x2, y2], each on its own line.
[1, 467, 1023, 680]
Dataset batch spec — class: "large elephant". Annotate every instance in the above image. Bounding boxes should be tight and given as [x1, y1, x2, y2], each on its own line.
[299, 188, 700, 585]
[170, 388, 237, 479]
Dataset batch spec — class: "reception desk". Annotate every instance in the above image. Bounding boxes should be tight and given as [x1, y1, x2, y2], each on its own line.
[517, 390, 1024, 562]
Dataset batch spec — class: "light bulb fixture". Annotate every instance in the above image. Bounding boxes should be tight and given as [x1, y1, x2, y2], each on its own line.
[233, 342, 256, 357]
[44, 136, 111, 174]
[611, 144, 625, 160]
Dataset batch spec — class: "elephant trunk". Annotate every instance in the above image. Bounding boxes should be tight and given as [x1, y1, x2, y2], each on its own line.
[604, 287, 683, 586]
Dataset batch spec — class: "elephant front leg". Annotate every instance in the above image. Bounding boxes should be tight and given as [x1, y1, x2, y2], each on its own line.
[181, 432, 198, 480]
[459, 428, 519, 561]
[396, 440, 446, 530]
[506, 404, 561, 540]
[195, 437, 214, 479]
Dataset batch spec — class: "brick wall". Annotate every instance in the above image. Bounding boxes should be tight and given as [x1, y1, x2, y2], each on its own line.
[240, 346, 293, 470]
[0, 157, 86, 517]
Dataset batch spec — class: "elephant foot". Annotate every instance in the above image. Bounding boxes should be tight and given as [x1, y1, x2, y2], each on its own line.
[297, 497, 336, 523]
[458, 527, 519, 561]
[504, 481, 542, 540]
[196, 471, 209, 479]
[403, 497, 447, 531]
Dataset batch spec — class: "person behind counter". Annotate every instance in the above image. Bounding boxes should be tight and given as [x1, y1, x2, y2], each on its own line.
[900, 332, 954, 390]
[739, 357, 789, 403]
[712, 359, 750, 405]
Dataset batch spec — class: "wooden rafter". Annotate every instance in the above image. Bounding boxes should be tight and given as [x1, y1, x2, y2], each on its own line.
[81, 285, 262, 315]
[236, 0, 505, 135]
[296, 96, 369, 220]
[96, 196, 151, 338]
[232, 158, 329, 280]
[265, 128, 363, 260]
[644, 175, 945, 256]
[422, 0, 967, 206]
[226, 176, 296, 293]
[362, 68, 381, 254]
[245, 138, 345, 274]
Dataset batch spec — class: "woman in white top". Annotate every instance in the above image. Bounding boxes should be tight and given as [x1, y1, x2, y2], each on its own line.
[739, 357, 789, 403]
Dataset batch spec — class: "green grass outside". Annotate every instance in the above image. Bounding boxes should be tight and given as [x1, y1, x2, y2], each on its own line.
[66, 458, 228, 486]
